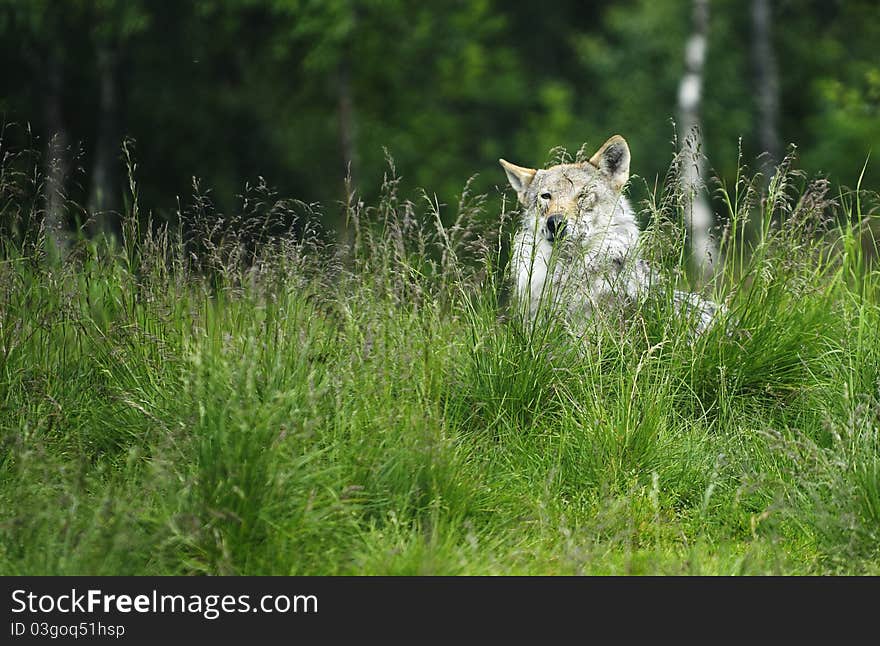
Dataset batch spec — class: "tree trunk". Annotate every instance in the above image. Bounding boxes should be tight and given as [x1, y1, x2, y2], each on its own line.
[338, 55, 357, 191]
[88, 41, 122, 238]
[337, 20, 359, 253]
[751, 0, 781, 178]
[677, 0, 716, 277]
[44, 50, 70, 256]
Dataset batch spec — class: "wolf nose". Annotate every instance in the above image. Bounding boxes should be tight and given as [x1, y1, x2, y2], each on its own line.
[546, 213, 566, 241]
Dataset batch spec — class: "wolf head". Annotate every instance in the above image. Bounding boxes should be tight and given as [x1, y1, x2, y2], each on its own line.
[499, 135, 633, 247]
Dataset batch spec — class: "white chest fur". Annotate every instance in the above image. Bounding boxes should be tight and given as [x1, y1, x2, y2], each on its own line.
[511, 209, 645, 322]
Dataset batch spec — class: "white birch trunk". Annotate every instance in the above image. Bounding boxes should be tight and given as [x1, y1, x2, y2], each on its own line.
[677, 0, 716, 276]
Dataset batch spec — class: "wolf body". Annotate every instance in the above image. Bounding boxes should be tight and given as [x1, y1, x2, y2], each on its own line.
[500, 135, 720, 334]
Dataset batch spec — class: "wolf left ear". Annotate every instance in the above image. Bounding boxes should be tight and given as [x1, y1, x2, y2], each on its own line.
[499, 158, 537, 201]
[588, 135, 630, 190]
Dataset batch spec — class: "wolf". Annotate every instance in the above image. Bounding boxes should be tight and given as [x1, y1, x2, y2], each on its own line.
[500, 135, 721, 335]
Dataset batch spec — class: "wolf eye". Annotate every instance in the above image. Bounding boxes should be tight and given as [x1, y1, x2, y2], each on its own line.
[540, 192, 551, 200]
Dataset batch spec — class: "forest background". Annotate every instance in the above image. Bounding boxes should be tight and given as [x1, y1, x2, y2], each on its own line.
[2, 0, 878, 241]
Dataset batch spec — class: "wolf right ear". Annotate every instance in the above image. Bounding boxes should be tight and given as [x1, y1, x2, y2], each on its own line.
[499, 159, 537, 200]
[589, 135, 631, 190]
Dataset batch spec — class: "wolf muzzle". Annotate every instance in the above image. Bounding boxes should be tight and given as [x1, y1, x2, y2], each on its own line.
[546, 213, 567, 242]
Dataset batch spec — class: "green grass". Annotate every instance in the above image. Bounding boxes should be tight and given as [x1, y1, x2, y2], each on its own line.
[1, 149, 878, 575]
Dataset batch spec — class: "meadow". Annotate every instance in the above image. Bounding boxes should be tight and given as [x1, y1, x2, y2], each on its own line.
[1, 146, 878, 575]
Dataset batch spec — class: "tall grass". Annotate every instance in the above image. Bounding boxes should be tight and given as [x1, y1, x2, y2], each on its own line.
[1, 134, 878, 575]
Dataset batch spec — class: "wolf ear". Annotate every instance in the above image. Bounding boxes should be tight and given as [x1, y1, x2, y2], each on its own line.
[499, 159, 537, 200]
[588, 135, 630, 190]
